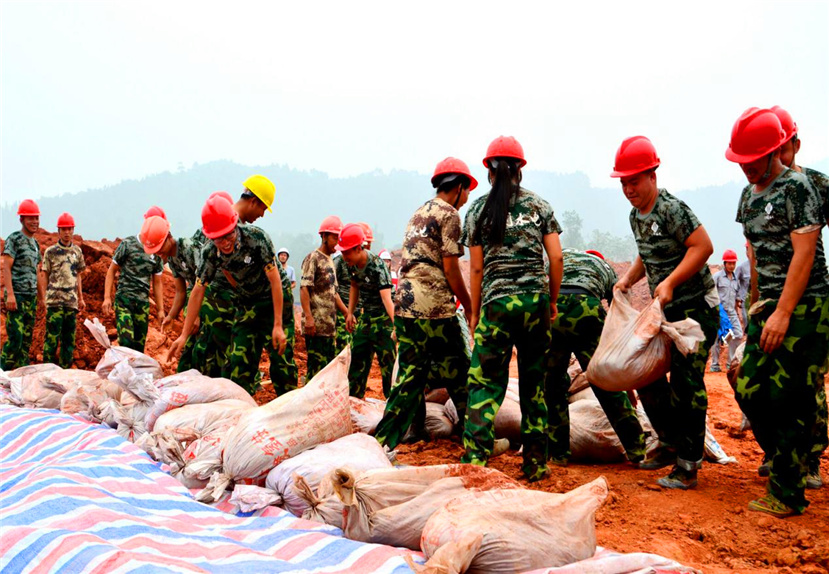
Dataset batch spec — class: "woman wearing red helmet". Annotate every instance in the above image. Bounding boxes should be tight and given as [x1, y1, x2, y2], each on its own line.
[459, 136, 563, 482]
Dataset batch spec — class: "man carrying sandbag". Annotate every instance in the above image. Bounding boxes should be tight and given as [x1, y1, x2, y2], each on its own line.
[726, 108, 829, 517]
[611, 136, 718, 490]
[545, 249, 647, 466]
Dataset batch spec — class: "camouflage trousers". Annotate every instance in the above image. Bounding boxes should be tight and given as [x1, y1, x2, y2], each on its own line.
[305, 335, 336, 382]
[637, 299, 718, 468]
[349, 312, 396, 398]
[735, 297, 829, 513]
[461, 293, 551, 481]
[176, 288, 199, 373]
[375, 315, 470, 450]
[224, 297, 275, 395]
[1, 295, 36, 370]
[546, 294, 647, 463]
[269, 318, 298, 396]
[335, 309, 360, 353]
[114, 293, 149, 352]
[191, 286, 236, 378]
[43, 306, 77, 368]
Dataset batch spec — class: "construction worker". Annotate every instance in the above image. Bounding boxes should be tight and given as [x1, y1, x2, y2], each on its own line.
[40, 213, 86, 368]
[144, 205, 167, 220]
[139, 215, 200, 372]
[300, 216, 349, 380]
[102, 210, 165, 352]
[1, 200, 43, 370]
[545, 249, 647, 466]
[338, 223, 396, 398]
[734, 242, 751, 330]
[710, 249, 743, 372]
[460, 136, 563, 482]
[375, 158, 476, 450]
[727, 108, 829, 516]
[612, 135, 718, 490]
[333, 251, 356, 352]
[278, 248, 296, 289]
[378, 249, 398, 292]
[167, 195, 287, 394]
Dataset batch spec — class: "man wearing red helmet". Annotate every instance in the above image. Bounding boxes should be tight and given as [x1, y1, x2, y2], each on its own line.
[41, 213, 86, 368]
[727, 108, 829, 516]
[709, 249, 743, 372]
[612, 136, 718, 491]
[374, 158, 476, 449]
[1, 200, 43, 369]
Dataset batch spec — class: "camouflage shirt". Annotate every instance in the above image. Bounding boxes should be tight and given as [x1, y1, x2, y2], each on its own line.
[42, 242, 86, 309]
[192, 228, 231, 292]
[461, 188, 562, 307]
[334, 253, 357, 310]
[167, 237, 199, 289]
[113, 236, 164, 302]
[630, 188, 714, 311]
[397, 197, 464, 319]
[560, 249, 617, 301]
[300, 249, 338, 336]
[348, 251, 393, 316]
[802, 166, 829, 223]
[198, 224, 277, 302]
[2, 231, 41, 298]
[735, 168, 828, 300]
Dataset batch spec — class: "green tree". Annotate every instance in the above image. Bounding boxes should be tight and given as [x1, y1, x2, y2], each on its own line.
[560, 210, 585, 250]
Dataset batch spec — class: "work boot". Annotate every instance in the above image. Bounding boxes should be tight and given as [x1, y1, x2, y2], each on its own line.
[491, 438, 510, 458]
[709, 365, 721, 373]
[747, 494, 796, 518]
[548, 456, 568, 467]
[656, 466, 698, 490]
[639, 444, 677, 470]
[806, 460, 823, 489]
[758, 459, 770, 477]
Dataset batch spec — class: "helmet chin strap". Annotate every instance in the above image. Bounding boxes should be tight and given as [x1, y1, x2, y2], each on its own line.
[761, 153, 774, 181]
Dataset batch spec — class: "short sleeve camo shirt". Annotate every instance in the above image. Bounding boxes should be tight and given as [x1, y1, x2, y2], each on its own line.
[802, 166, 829, 223]
[113, 236, 164, 302]
[2, 231, 41, 298]
[300, 249, 338, 336]
[348, 251, 392, 316]
[198, 224, 277, 302]
[42, 242, 86, 308]
[168, 237, 199, 289]
[560, 249, 617, 301]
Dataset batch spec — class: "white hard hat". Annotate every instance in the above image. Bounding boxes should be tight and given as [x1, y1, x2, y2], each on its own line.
[277, 247, 290, 256]
[378, 249, 391, 260]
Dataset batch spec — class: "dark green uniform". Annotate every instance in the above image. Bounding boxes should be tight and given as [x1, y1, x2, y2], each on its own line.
[545, 250, 647, 463]
[300, 249, 339, 380]
[334, 254, 357, 352]
[42, 241, 86, 368]
[375, 197, 470, 449]
[112, 236, 164, 352]
[167, 236, 200, 372]
[735, 168, 829, 513]
[347, 251, 395, 398]
[268, 259, 298, 395]
[1, 231, 41, 369]
[460, 187, 561, 481]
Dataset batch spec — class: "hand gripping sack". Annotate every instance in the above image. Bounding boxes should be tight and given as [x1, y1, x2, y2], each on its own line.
[586, 290, 705, 391]
[84, 318, 164, 380]
[412, 477, 609, 573]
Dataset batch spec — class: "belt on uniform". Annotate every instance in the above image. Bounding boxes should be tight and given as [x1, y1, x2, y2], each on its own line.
[559, 286, 594, 297]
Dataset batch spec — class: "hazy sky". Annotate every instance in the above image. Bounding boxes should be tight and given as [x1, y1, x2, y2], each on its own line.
[2, 0, 828, 205]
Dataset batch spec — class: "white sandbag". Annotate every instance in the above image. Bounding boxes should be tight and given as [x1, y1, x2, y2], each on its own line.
[413, 477, 608, 573]
[349, 396, 386, 434]
[3, 363, 61, 378]
[297, 474, 343, 526]
[333, 464, 520, 550]
[229, 484, 283, 513]
[84, 317, 164, 380]
[135, 426, 199, 471]
[424, 402, 455, 439]
[264, 432, 391, 517]
[153, 399, 252, 436]
[60, 377, 123, 422]
[198, 347, 352, 501]
[568, 386, 597, 403]
[99, 398, 150, 442]
[586, 290, 705, 392]
[13, 369, 105, 409]
[569, 400, 626, 462]
[183, 432, 228, 490]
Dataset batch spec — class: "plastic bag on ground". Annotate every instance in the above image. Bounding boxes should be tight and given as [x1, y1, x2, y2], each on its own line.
[569, 400, 626, 462]
[412, 477, 608, 573]
[84, 317, 164, 380]
[333, 464, 520, 550]
[197, 347, 352, 502]
[265, 432, 392, 517]
[586, 290, 705, 392]
[153, 399, 252, 436]
[349, 396, 386, 434]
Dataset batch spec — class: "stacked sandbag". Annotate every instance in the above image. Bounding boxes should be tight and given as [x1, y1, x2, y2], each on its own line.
[12, 369, 108, 409]
[153, 399, 252, 436]
[60, 376, 124, 422]
[412, 477, 609, 573]
[569, 400, 626, 462]
[349, 397, 386, 434]
[84, 317, 164, 380]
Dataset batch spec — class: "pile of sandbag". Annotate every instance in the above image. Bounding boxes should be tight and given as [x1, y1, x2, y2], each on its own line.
[446, 378, 521, 443]
[84, 318, 164, 379]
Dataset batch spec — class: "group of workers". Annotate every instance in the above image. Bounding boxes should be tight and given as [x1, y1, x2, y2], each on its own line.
[2, 105, 827, 520]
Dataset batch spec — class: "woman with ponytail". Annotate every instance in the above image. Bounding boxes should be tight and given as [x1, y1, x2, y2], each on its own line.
[460, 136, 563, 482]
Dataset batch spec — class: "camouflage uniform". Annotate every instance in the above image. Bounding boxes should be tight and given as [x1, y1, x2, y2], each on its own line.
[347, 252, 395, 398]
[630, 190, 719, 475]
[112, 236, 164, 352]
[460, 188, 561, 481]
[545, 250, 647, 463]
[734, 168, 829, 513]
[268, 259, 298, 395]
[334, 254, 357, 352]
[167, 236, 201, 372]
[300, 249, 339, 380]
[375, 197, 470, 449]
[1, 231, 41, 369]
[42, 241, 86, 368]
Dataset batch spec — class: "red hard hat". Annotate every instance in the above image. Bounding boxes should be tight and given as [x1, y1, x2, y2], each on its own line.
[209, 191, 234, 204]
[770, 106, 798, 143]
[144, 205, 167, 220]
[337, 223, 366, 252]
[483, 136, 526, 168]
[17, 199, 40, 216]
[57, 212, 75, 228]
[431, 157, 479, 191]
[585, 249, 605, 260]
[357, 222, 374, 243]
[201, 196, 238, 239]
[319, 215, 343, 235]
[139, 215, 171, 254]
[725, 108, 786, 164]
[722, 249, 738, 263]
[610, 136, 661, 178]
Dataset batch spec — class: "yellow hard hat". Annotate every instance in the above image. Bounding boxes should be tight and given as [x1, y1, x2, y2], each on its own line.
[242, 174, 275, 212]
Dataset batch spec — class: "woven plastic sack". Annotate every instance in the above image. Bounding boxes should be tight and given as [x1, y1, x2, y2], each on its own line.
[84, 318, 164, 380]
[586, 290, 705, 391]
[349, 397, 385, 434]
[569, 400, 625, 462]
[13, 369, 106, 409]
[153, 399, 252, 436]
[60, 377, 123, 421]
